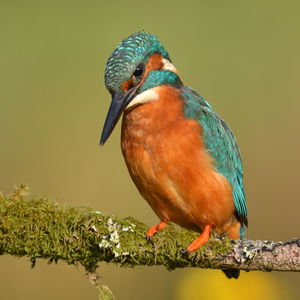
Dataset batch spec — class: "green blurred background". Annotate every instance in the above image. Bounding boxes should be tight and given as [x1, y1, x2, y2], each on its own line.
[1, 0, 300, 299]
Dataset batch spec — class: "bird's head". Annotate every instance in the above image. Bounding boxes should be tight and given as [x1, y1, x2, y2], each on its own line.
[100, 31, 182, 145]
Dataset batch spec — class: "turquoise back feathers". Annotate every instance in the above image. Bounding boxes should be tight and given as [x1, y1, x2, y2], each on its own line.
[182, 87, 248, 235]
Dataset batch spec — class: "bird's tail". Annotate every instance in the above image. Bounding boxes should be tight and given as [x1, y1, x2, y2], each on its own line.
[222, 269, 240, 279]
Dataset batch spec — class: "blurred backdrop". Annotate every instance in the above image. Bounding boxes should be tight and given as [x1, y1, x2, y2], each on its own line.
[1, 0, 300, 299]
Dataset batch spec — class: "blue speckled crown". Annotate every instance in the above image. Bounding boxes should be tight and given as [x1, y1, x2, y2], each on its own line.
[105, 31, 170, 93]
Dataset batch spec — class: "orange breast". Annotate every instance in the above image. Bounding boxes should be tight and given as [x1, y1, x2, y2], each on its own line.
[121, 86, 237, 234]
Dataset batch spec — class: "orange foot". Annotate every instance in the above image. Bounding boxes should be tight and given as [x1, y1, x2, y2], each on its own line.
[187, 224, 211, 253]
[146, 221, 167, 241]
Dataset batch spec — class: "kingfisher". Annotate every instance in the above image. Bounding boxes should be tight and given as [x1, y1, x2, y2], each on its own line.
[100, 32, 248, 278]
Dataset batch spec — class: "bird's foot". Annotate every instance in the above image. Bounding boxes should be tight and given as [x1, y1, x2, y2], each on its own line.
[146, 221, 167, 241]
[187, 224, 211, 253]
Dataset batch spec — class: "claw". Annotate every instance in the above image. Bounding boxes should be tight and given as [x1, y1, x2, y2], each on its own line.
[180, 248, 188, 255]
[146, 235, 153, 242]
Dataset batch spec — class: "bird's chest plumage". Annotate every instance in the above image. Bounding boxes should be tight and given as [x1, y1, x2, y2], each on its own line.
[121, 86, 234, 232]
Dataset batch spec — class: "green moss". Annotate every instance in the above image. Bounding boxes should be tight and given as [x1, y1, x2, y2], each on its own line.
[0, 186, 235, 273]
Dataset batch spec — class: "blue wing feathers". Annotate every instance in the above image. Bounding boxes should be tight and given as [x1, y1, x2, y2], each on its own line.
[182, 87, 248, 231]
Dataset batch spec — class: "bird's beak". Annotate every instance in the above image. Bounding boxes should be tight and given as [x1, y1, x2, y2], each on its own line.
[100, 87, 138, 145]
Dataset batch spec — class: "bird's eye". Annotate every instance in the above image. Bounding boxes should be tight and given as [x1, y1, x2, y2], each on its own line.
[133, 63, 145, 77]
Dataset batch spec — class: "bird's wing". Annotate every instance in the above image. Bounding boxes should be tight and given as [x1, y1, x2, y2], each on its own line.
[181, 87, 248, 228]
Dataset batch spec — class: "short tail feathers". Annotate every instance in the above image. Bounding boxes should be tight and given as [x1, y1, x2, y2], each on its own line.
[222, 269, 240, 279]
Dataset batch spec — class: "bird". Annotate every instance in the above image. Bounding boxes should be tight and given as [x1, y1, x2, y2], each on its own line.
[100, 31, 248, 278]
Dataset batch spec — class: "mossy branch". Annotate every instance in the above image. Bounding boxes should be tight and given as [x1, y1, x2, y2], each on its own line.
[1, 187, 300, 275]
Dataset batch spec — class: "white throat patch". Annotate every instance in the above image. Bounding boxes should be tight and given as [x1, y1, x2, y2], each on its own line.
[125, 88, 159, 110]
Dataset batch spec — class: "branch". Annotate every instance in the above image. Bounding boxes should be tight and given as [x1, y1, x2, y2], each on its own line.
[1, 187, 299, 274]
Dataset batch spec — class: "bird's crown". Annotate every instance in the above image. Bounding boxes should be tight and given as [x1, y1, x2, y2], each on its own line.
[104, 31, 171, 94]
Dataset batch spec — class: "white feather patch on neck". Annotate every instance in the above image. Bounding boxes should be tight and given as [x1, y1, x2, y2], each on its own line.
[125, 88, 159, 110]
[162, 58, 178, 74]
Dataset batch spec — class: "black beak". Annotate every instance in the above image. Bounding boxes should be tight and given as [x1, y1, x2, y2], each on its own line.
[100, 87, 137, 145]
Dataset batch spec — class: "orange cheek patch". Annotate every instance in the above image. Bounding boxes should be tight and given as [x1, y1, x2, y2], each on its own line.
[122, 79, 133, 92]
[145, 53, 164, 74]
